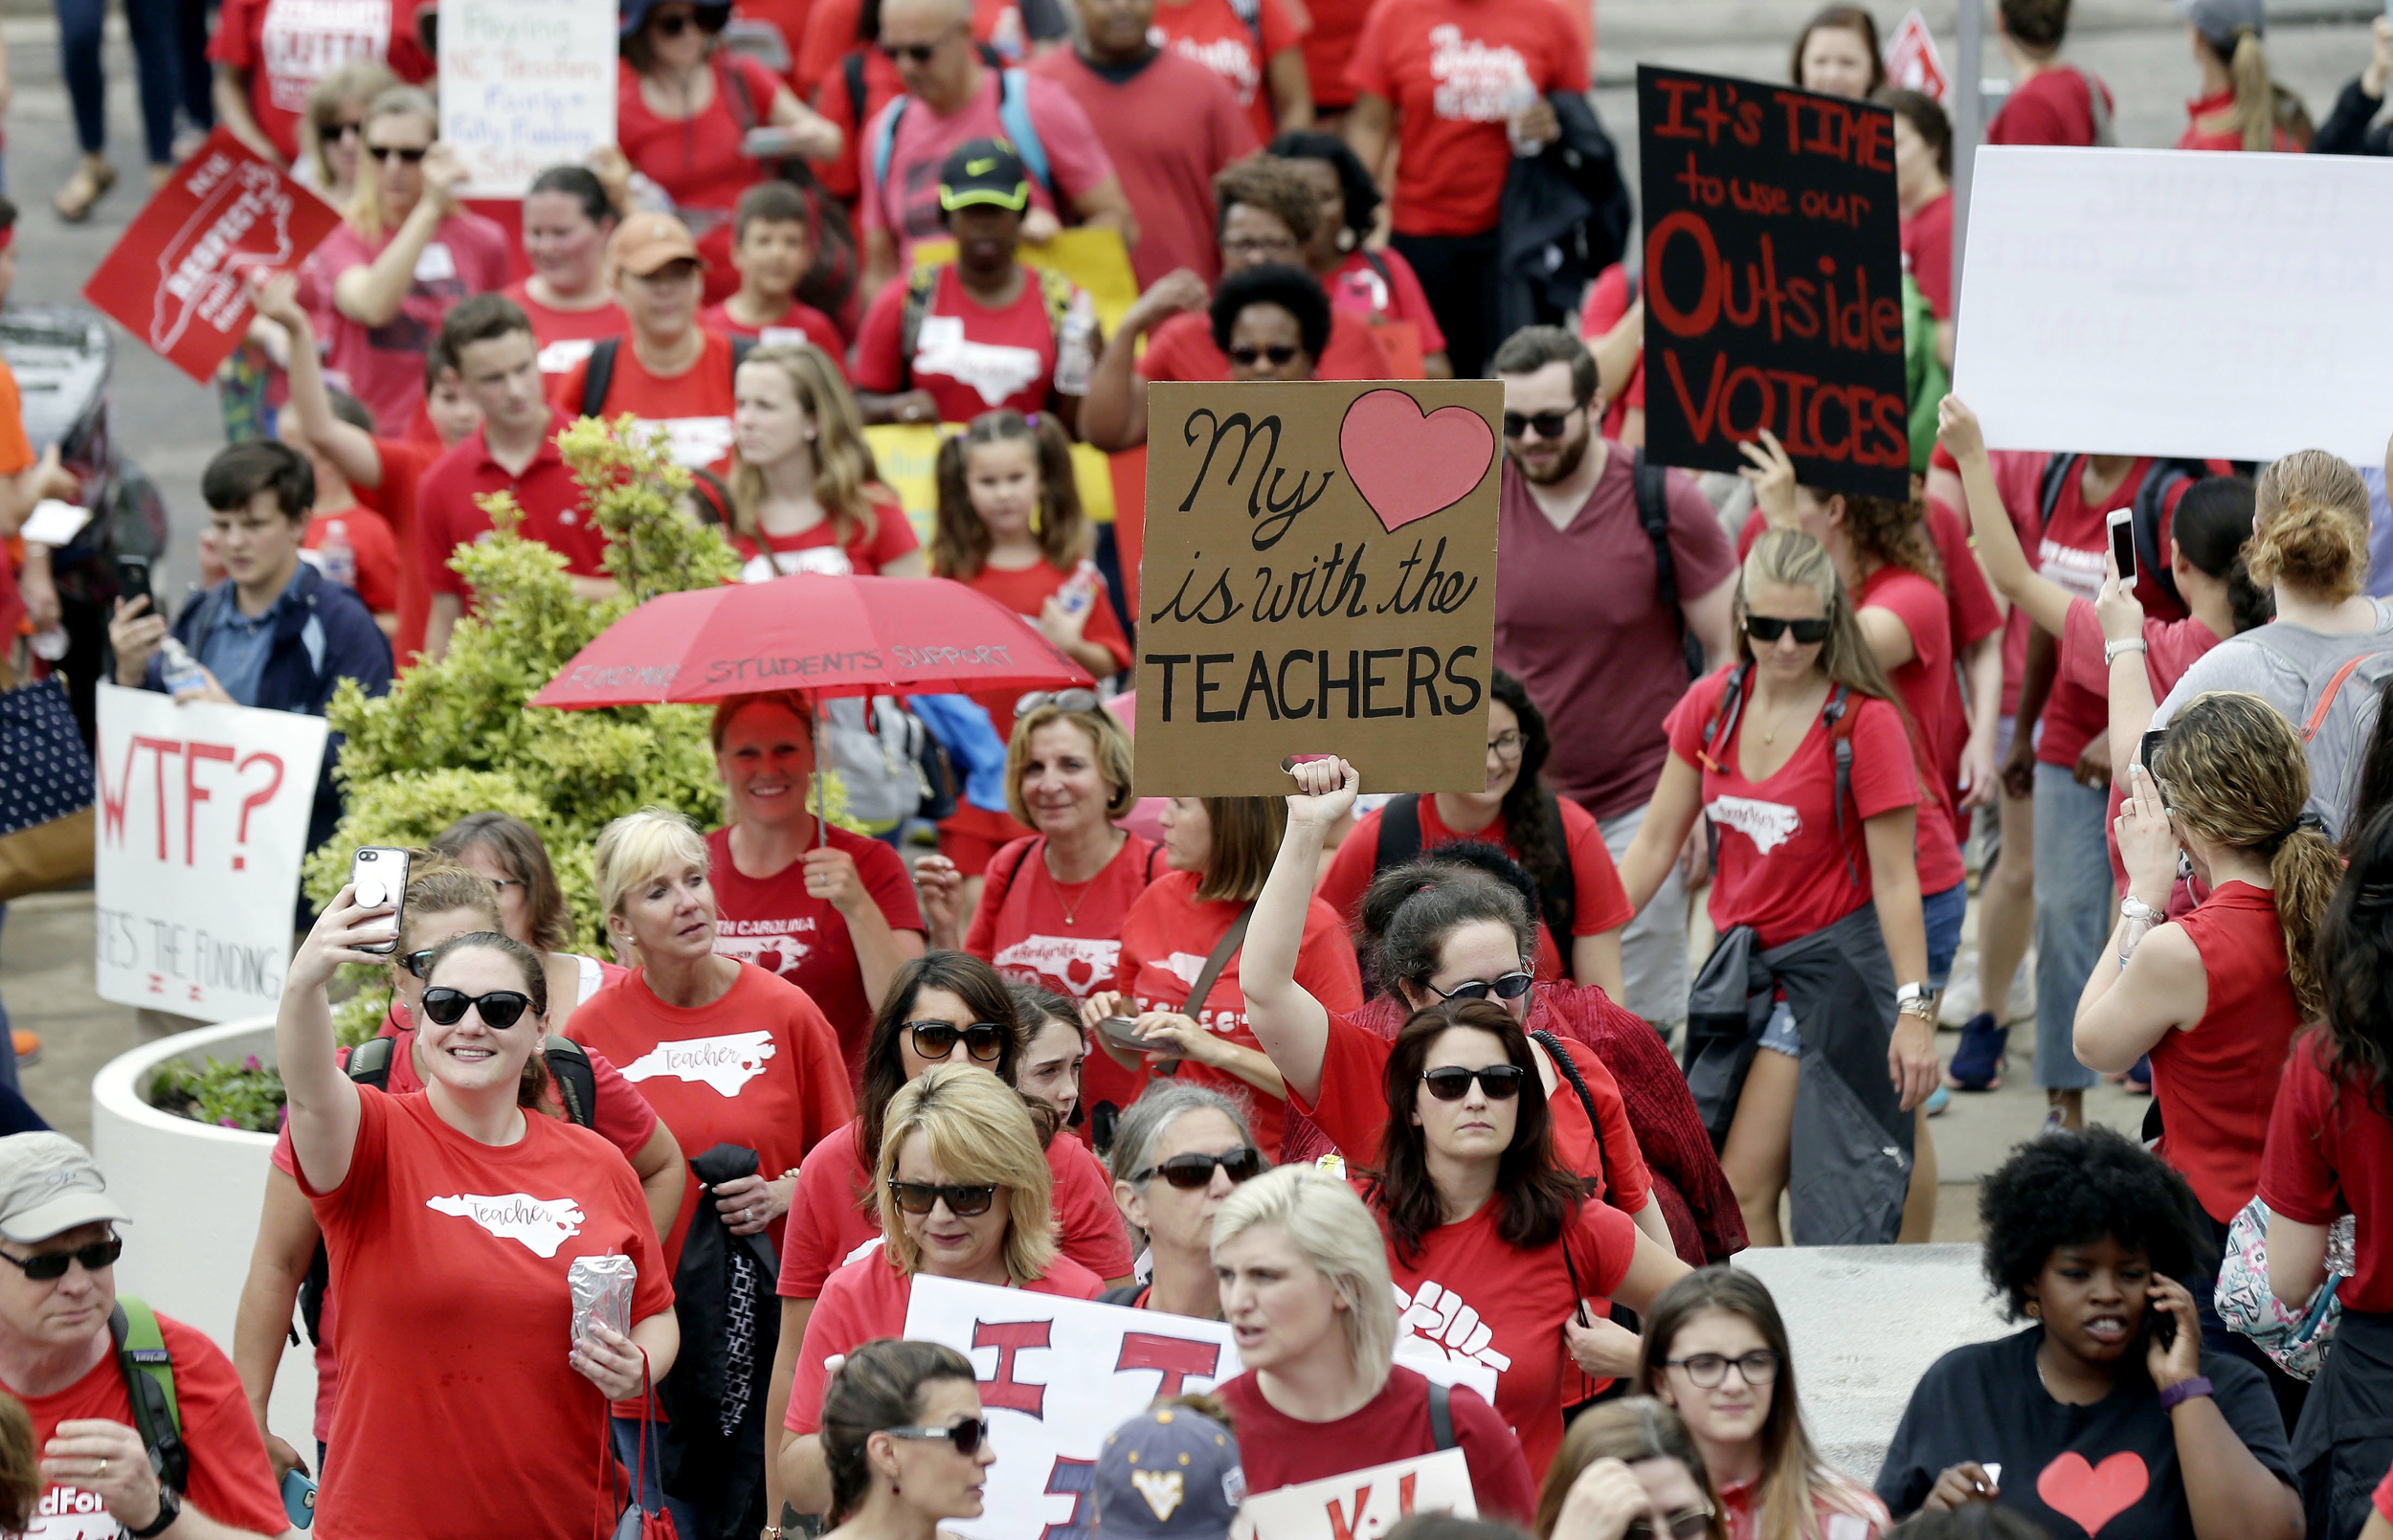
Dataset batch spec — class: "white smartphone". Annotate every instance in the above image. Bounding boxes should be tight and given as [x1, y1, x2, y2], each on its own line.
[348, 847, 410, 955]
[2107, 506, 2136, 586]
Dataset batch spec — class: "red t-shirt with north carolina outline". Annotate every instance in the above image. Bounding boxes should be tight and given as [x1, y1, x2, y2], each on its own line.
[727, 486, 920, 580]
[1662, 670, 1918, 949]
[1111, 869, 1363, 1155]
[18, 1311, 288, 1540]
[554, 329, 742, 470]
[300, 1089, 674, 1539]
[852, 264, 1066, 422]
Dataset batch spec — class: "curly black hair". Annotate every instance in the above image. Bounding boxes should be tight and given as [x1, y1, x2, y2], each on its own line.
[1208, 263, 1331, 361]
[1266, 129, 1381, 245]
[1978, 1126, 2211, 1321]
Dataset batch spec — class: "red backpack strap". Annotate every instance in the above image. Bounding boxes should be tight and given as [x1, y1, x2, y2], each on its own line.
[1821, 685, 1863, 886]
[1697, 661, 1753, 774]
[2304, 655, 2375, 742]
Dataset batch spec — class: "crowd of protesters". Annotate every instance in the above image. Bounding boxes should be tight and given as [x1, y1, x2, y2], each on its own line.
[9, 0, 2393, 1536]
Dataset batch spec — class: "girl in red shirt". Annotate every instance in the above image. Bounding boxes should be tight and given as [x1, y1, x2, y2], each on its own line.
[723, 344, 925, 579]
[1008, 982, 1091, 1130]
[433, 811, 630, 1031]
[504, 166, 628, 382]
[1211, 1165, 1538, 1521]
[1102, 1082, 1269, 1319]
[1272, 131, 1451, 380]
[2178, 11, 2311, 151]
[777, 1064, 1106, 1517]
[1618, 529, 1935, 1249]
[276, 904, 681, 1539]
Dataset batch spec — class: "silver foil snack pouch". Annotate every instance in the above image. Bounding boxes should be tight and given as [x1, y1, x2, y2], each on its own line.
[569, 1253, 637, 1348]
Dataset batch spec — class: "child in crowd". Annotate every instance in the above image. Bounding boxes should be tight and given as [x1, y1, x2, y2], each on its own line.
[699, 182, 848, 366]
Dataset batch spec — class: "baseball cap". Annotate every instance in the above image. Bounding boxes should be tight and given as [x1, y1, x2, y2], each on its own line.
[610, 211, 705, 279]
[1088, 1403, 1244, 1540]
[0, 1134, 131, 1244]
[939, 138, 1031, 214]
[2173, 0, 2263, 43]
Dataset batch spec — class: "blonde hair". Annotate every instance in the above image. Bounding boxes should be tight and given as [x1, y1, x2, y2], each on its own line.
[1211, 1166, 1397, 1391]
[875, 1064, 1059, 1283]
[2247, 450, 2370, 603]
[593, 806, 710, 922]
[300, 58, 399, 190]
[1004, 703, 1136, 825]
[2193, 29, 2311, 152]
[346, 84, 439, 243]
[1738, 529, 1905, 709]
[727, 345, 884, 554]
[397, 859, 504, 953]
[2152, 691, 2340, 1018]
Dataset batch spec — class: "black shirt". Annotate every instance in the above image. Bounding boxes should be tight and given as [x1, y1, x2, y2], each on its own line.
[1874, 1328, 2294, 1540]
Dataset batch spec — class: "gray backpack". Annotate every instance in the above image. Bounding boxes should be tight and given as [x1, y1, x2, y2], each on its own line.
[817, 697, 930, 833]
[2239, 610, 2393, 837]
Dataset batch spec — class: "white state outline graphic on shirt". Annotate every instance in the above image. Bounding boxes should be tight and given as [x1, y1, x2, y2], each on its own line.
[1391, 1278, 1510, 1405]
[912, 314, 1045, 408]
[996, 934, 1122, 996]
[620, 1030, 780, 1097]
[424, 1193, 588, 1257]
[1707, 794, 1802, 855]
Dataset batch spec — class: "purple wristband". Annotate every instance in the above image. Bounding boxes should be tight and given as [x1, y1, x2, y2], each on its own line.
[2158, 1375, 2213, 1412]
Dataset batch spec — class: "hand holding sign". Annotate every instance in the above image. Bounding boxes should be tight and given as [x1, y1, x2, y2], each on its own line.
[1283, 755, 1360, 829]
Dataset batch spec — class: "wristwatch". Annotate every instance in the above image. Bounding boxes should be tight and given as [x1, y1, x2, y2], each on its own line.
[2105, 637, 2149, 665]
[127, 1485, 180, 1539]
[1895, 982, 1935, 1020]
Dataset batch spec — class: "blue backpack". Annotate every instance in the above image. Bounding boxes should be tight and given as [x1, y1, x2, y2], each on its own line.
[869, 68, 1051, 199]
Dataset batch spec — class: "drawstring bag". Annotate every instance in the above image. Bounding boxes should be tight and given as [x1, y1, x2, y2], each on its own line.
[2213, 1194, 2355, 1381]
[598, 1353, 679, 1540]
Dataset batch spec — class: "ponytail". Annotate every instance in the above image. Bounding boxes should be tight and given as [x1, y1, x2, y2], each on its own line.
[2270, 820, 2341, 1020]
[2228, 31, 2271, 153]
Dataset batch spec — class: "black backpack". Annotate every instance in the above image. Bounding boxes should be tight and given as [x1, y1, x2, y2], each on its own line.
[1374, 791, 1576, 939]
[1632, 445, 1704, 681]
[2036, 453, 2207, 613]
[577, 334, 757, 422]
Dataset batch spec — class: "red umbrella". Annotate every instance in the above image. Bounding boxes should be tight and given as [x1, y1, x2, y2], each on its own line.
[528, 573, 1095, 709]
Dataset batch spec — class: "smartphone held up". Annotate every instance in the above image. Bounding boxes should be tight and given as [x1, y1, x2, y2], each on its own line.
[347, 847, 411, 955]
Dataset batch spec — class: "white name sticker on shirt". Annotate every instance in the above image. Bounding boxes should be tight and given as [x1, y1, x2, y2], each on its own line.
[538, 337, 597, 375]
[996, 935, 1122, 996]
[414, 241, 458, 283]
[744, 547, 856, 583]
[424, 1192, 588, 1256]
[651, 415, 737, 469]
[1708, 793, 1802, 855]
[1391, 1277, 1510, 1405]
[621, 1030, 779, 1096]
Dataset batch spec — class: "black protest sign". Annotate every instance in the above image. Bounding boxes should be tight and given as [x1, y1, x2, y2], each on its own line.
[1637, 64, 1910, 500]
[1136, 380, 1502, 797]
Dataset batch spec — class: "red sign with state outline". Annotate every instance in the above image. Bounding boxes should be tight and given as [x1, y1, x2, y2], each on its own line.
[1885, 10, 1951, 104]
[80, 126, 340, 383]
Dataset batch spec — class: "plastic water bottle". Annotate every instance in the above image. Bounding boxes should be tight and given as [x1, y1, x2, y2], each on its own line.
[28, 627, 66, 662]
[160, 637, 208, 700]
[318, 519, 357, 590]
[1058, 560, 1099, 616]
[1053, 294, 1098, 397]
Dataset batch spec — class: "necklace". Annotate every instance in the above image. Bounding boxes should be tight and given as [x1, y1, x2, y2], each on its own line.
[1044, 845, 1099, 926]
[1754, 690, 1816, 746]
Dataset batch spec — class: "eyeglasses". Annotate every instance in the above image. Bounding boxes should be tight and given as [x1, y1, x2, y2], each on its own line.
[883, 1417, 991, 1457]
[889, 1180, 1000, 1216]
[1665, 1350, 1781, 1388]
[1743, 615, 1831, 645]
[399, 949, 438, 979]
[0, 1238, 123, 1282]
[1221, 237, 1301, 258]
[1229, 344, 1302, 368]
[419, 987, 533, 1029]
[882, 39, 943, 62]
[367, 145, 429, 164]
[1017, 688, 1101, 718]
[1487, 729, 1524, 762]
[907, 1020, 1008, 1062]
[1420, 1064, 1528, 1101]
[1135, 1147, 1265, 1189]
[1622, 1508, 1715, 1540]
[1427, 971, 1534, 1003]
[1503, 409, 1577, 440]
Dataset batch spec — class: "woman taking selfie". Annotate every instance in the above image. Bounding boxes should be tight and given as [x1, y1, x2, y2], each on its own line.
[1104, 1082, 1268, 1318]
[816, 1340, 997, 1539]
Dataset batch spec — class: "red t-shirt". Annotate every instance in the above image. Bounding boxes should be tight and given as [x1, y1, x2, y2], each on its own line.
[1577, 264, 1644, 438]
[853, 264, 1071, 422]
[2260, 1032, 2393, 1310]
[776, 1116, 1133, 1300]
[207, 0, 433, 164]
[17, 1311, 289, 1540]
[554, 329, 741, 470]
[1985, 66, 2111, 146]
[1298, 0, 1371, 110]
[1900, 189, 1955, 319]
[1294, 1007, 1651, 1213]
[300, 212, 514, 442]
[702, 823, 927, 1081]
[1377, 1195, 1637, 1481]
[2033, 458, 2190, 770]
[1111, 868, 1363, 1156]
[954, 558, 1131, 721]
[302, 505, 400, 616]
[417, 413, 608, 597]
[2157, 882, 2301, 1224]
[1218, 1365, 1537, 1523]
[727, 486, 920, 579]
[1153, 0, 1306, 148]
[1853, 564, 1965, 894]
[786, 1245, 1106, 1432]
[503, 279, 630, 379]
[1139, 307, 1392, 384]
[616, 55, 791, 236]
[2177, 88, 2299, 152]
[1315, 796, 1632, 981]
[1029, 48, 1257, 289]
[1331, 247, 1448, 356]
[1662, 670, 1918, 949]
[351, 435, 436, 662]
[1346, 0, 1589, 236]
[0, 363, 29, 646]
[300, 1089, 674, 1539]
[698, 298, 847, 364]
[569, 962, 858, 1262]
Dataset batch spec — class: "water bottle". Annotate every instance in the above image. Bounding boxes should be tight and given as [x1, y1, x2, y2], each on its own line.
[318, 519, 357, 590]
[1058, 560, 1099, 616]
[1053, 293, 1098, 397]
[161, 637, 208, 700]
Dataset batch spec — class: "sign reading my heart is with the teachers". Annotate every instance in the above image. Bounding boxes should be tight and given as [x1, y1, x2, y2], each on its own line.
[1136, 381, 1502, 797]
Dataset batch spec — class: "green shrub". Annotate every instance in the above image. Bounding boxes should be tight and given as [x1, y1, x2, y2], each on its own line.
[149, 1054, 285, 1134]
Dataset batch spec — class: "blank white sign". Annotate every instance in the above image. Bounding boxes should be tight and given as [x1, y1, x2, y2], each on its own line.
[1953, 146, 2393, 466]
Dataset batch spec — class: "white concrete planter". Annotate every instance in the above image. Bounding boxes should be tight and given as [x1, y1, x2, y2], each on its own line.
[90, 1016, 318, 1450]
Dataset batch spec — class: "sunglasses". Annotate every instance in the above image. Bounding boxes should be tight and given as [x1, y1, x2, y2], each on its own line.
[1016, 688, 1101, 718]
[400, 949, 437, 979]
[652, 10, 709, 34]
[367, 145, 429, 164]
[1229, 344, 1301, 368]
[1420, 1064, 1528, 1101]
[889, 1180, 999, 1216]
[882, 39, 941, 62]
[1623, 1510, 1714, 1540]
[1665, 1349, 1781, 1388]
[1744, 614, 1831, 644]
[420, 987, 533, 1029]
[1135, 1147, 1265, 1190]
[1503, 409, 1577, 440]
[320, 119, 363, 140]
[0, 1237, 123, 1282]
[907, 1020, 1007, 1062]
[1428, 971, 1534, 1003]
[883, 1417, 991, 1457]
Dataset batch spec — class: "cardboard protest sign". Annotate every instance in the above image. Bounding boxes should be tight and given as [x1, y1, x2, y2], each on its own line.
[1956, 147, 2393, 464]
[901, 1276, 1241, 1540]
[1231, 1450, 1477, 1540]
[1884, 11, 1950, 103]
[438, 0, 618, 198]
[92, 685, 327, 1022]
[1135, 381, 1502, 798]
[1637, 66, 1910, 500]
[81, 129, 340, 384]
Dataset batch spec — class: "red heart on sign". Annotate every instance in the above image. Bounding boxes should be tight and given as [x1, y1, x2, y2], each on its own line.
[1337, 389, 1496, 533]
[2034, 1451, 2149, 1536]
